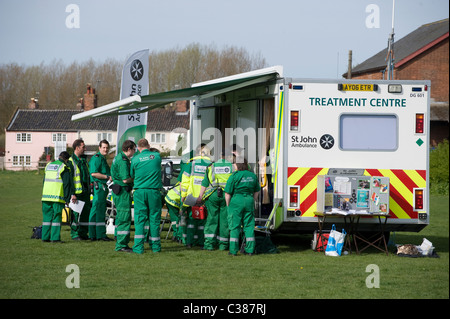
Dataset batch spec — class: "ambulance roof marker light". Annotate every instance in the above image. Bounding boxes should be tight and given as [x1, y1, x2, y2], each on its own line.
[388, 84, 402, 93]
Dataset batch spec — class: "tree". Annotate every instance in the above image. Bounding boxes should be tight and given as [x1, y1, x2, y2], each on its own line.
[0, 43, 267, 133]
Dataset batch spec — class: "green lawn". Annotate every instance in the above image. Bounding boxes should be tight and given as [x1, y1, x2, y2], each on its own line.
[0, 170, 448, 299]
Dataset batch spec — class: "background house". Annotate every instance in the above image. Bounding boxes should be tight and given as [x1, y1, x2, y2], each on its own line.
[4, 103, 190, 171]
[145, 100, 190, 156]
[4, 109, 116, 170]
[344, 18, 449, 145]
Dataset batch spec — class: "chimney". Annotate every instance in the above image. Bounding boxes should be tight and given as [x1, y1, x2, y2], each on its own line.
[83, 83, 97, 111]
[175, 100, 188, 114]
[28, 98, 39, 109]
[76, 98, 84, 110]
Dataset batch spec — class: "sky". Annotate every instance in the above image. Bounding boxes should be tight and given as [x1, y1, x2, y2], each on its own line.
[0, 0, 448, 79]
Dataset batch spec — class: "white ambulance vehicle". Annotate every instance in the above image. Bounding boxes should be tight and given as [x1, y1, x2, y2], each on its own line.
[190, 66, 430, 234]
[73, 66, 431, 235]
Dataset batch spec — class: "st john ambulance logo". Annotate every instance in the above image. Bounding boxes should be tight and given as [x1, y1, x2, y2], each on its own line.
[320, 134, 335, 150]
[130, 59, 144, 81]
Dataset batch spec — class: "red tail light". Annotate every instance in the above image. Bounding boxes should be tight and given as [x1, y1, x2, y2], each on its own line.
[289, 187, 299, 207]
[291, 111, 299, 131]
[415, 113, 424, 134]
[414, 189, 424, 210]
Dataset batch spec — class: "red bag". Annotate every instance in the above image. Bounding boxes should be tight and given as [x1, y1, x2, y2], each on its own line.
[192, 205, 207, 220]
[312, 230, 330, 252]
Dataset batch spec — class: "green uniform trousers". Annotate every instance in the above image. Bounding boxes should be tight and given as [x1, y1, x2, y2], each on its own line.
[165, 200, 181, 241]
[70, 192, 90, 239]
[204, 192, 229, 250]
[114, 187, 132, 251]
[185, 208, 205, 247]
[178, 207, 188, 245]
[133, 188, 162, 254]
[89, 183, 108, 239]
[42, 201, 64, 241]
[228, 194, 256, 255]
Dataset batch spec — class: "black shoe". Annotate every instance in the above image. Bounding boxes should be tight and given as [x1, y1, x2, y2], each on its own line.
[228, 252, 237, 257]
[51, 240, 64, 243]
[90, 238, 97, 241]
[117, 247, 133, 253]
[100, 237, 113, 241]
[244, 252, 254, 256]
[186, 244, 192, 248]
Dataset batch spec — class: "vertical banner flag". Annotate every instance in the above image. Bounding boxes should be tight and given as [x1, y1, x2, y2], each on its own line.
[116, 49, 149, 148]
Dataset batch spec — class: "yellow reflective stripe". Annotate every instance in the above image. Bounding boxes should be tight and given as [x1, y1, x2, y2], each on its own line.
[300, 168, 328, 217]
[378, 169, 413, 202]
[274, 90, 284, 188]
[408, 169, 426, 188]
[389, 196, 410, 219]
[287, 167, 304, 186]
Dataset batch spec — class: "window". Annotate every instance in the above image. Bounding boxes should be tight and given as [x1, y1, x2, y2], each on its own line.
[339, 114, 398, 151]
[52, 133, 67, 143]
[12, 155, 32, 167]
[16, 133, 31, 143]
[97, 133, 112, 143]
[151, 133, 165, 144]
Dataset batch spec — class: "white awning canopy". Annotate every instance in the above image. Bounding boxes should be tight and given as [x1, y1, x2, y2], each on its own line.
[71, 66, 283, 122]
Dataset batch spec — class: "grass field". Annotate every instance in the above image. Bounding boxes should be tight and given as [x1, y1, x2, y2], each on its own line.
[0, 170, 448, 300]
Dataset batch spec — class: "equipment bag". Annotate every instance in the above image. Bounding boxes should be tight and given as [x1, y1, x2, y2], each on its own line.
[325, 224, 346, 256]
[312, 230, 330, 252]
[62, 207, 71, 225]
[192, 205, 207, 220]
[106, 217, 115, 235]
[255, 235, 279, 254]
[31, 226, 42, 239]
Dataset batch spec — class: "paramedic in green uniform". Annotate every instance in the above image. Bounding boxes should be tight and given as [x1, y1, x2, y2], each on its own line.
[130, 138, 162, 254]
[88, 139, 112, 241]
[69, 139, 91, 240]
[175, 149, 194, 245]
[41, 151, 74, 242]
[197, 150, 233, 251]
[164, 182, 182, 243]
[111, 140, 136, 252]
[180, 144, 211, 248]
[225, 156, 261, 256]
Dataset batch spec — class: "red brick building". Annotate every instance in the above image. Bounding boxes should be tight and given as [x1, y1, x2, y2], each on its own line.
[344, 19, 449, 145]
